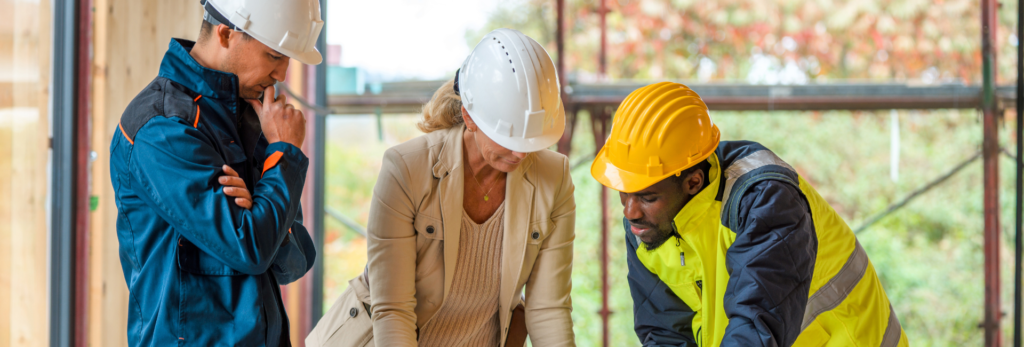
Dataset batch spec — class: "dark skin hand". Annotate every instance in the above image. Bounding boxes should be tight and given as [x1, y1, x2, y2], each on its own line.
[620, 170, 704, 250]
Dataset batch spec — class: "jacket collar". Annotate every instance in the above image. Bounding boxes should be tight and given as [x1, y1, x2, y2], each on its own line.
[158, 39, 241, 103]
[672, 153, 723, 237]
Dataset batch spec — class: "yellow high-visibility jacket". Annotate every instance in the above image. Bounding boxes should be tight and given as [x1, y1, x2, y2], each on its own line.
[626, 141, 908, 347]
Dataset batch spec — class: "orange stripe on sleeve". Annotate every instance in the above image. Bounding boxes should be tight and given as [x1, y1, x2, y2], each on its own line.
[261, 151, 285, 177]
[119, 122, 134, 145]
[193, 95, 203, 128]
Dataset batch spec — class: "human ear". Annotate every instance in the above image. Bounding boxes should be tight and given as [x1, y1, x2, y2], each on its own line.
[215, 24, 232, 48]
[462, 106, 477, 132]
[685, 170, 704, 195]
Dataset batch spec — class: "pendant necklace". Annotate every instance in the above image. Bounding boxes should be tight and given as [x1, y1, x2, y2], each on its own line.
[470, 171, 500, 202]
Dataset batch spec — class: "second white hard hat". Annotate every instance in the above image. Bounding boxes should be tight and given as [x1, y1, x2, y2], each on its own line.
[457, 28, 565, 153]
[202, 0, 324, 65]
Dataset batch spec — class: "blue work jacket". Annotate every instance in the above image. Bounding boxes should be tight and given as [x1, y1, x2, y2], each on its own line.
[109, 38, 315, 346]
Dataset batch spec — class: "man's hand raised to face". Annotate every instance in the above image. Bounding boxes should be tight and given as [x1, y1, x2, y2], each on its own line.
[245, 85, 306, 149]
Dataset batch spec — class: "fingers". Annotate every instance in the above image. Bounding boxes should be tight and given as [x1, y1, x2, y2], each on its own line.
[222, 165, 240, 177]
[223, 186, 253, 210]
[222, 186, 251, 199]
[245, 98, 263, 113]
[220, 165, 252, 210]
[219, 175, 246, 188]
[264, 85, 276, 106]
[235, 197, 253, 210]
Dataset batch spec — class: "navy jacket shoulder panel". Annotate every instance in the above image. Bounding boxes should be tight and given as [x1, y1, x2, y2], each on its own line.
[120, 76, 200, 141]
[716, 141, 802, 231]
[716, 140, 768, 169]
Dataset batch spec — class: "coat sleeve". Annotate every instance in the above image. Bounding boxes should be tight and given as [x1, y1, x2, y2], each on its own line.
[523, 156, 576, 347]
[129, 117, 308, 275]
[270, 204, 317, 284]
[365, 148, 420, 346]
[720, 180, 817, 347]
[624, 220, 698, 347]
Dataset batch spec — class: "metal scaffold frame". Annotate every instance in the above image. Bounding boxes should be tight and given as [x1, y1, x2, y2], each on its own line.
[315, 1, 1022, 346]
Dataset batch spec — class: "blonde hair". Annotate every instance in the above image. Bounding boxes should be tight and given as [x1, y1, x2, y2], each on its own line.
[417, 79, 464, 133]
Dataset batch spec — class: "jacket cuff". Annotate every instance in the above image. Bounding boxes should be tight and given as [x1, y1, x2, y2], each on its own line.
[264, 142, 309, 177]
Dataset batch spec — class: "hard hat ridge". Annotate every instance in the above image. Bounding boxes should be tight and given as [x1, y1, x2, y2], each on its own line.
[591, 82, 720, 192]
[458, 28, 565, 153]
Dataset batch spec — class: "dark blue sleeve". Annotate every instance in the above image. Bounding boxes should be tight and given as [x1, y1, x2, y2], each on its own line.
[720, 180, 817, 347]
[271, 203, 316, 284]
[625, 219, 698, 347]
[129, 117, 308, 275]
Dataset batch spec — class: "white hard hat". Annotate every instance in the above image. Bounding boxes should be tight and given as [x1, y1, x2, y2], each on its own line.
[457, 28, 565, 153]
[202, 0, 324, 65]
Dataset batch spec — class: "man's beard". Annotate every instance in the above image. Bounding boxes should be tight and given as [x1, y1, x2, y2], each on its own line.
[633, 220, 678, 251]
[220, 54, 268, 99]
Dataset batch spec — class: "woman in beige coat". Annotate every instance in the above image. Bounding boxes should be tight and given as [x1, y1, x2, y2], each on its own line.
[308, 29, 576, 347]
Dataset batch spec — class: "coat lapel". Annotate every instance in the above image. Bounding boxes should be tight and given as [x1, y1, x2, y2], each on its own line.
[498, 154, 535, 333]
[432, 127, 466, 301]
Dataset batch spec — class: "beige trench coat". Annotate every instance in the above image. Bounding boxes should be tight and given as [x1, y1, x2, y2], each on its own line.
[307, 126, 576, 347]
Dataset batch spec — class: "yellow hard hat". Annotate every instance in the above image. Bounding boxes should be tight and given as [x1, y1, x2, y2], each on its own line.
[591, 82, 720, 193]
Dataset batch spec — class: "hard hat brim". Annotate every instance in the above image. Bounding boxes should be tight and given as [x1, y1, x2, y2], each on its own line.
[590, 147, 663, 193]
[590, 145, 717, 193]
[470, 105, 566, 153]
[292, 49, 323, 65]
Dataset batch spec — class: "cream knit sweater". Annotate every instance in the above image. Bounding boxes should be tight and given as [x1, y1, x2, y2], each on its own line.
[419, 203, 506, 347]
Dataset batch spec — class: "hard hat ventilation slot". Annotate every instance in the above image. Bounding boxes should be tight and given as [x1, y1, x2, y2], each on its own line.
[495, 39, 514, 73]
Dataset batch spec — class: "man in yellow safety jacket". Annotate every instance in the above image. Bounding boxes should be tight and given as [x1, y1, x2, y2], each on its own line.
[590, 82, 908, 347]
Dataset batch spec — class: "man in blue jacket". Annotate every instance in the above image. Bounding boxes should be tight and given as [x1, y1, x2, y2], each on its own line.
[109, 0, 324, 345]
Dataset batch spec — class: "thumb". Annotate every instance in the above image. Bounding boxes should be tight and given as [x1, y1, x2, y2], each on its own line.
[243, 97, 264, 118]
[245, 98, 264, 115]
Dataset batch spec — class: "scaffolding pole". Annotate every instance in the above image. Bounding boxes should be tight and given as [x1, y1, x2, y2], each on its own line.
[1015, 0, 1024, 345]
[592, 110, 612, 347]
[981, 0, 1003, 345]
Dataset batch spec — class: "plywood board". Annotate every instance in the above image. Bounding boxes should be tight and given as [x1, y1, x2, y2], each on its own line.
[0, 0, 52, 346]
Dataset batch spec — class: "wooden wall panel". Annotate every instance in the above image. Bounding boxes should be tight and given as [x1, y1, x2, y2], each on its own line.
[0, 0, 52, 346]
[89, 1, 203, 345]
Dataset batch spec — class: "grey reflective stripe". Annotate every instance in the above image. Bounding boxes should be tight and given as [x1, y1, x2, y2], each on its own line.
[800, 240, 869, 331]
[880, 304, 903, 347]
[721, 150, 796, 205]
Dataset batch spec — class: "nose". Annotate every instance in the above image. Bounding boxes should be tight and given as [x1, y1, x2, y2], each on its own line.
[622, 196, 643, 221]
[271, 57, 290, 82]
[510, 151, 527, 159]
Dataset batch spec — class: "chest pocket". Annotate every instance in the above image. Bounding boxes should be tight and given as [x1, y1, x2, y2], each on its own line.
[519, 219, 553, 282]
[414, 215, 443, 250]
[212, 129, 248, 166]
[527, 219, 552, 246]
[640, 237, 704, 312]
[176, 237, 243, 276]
